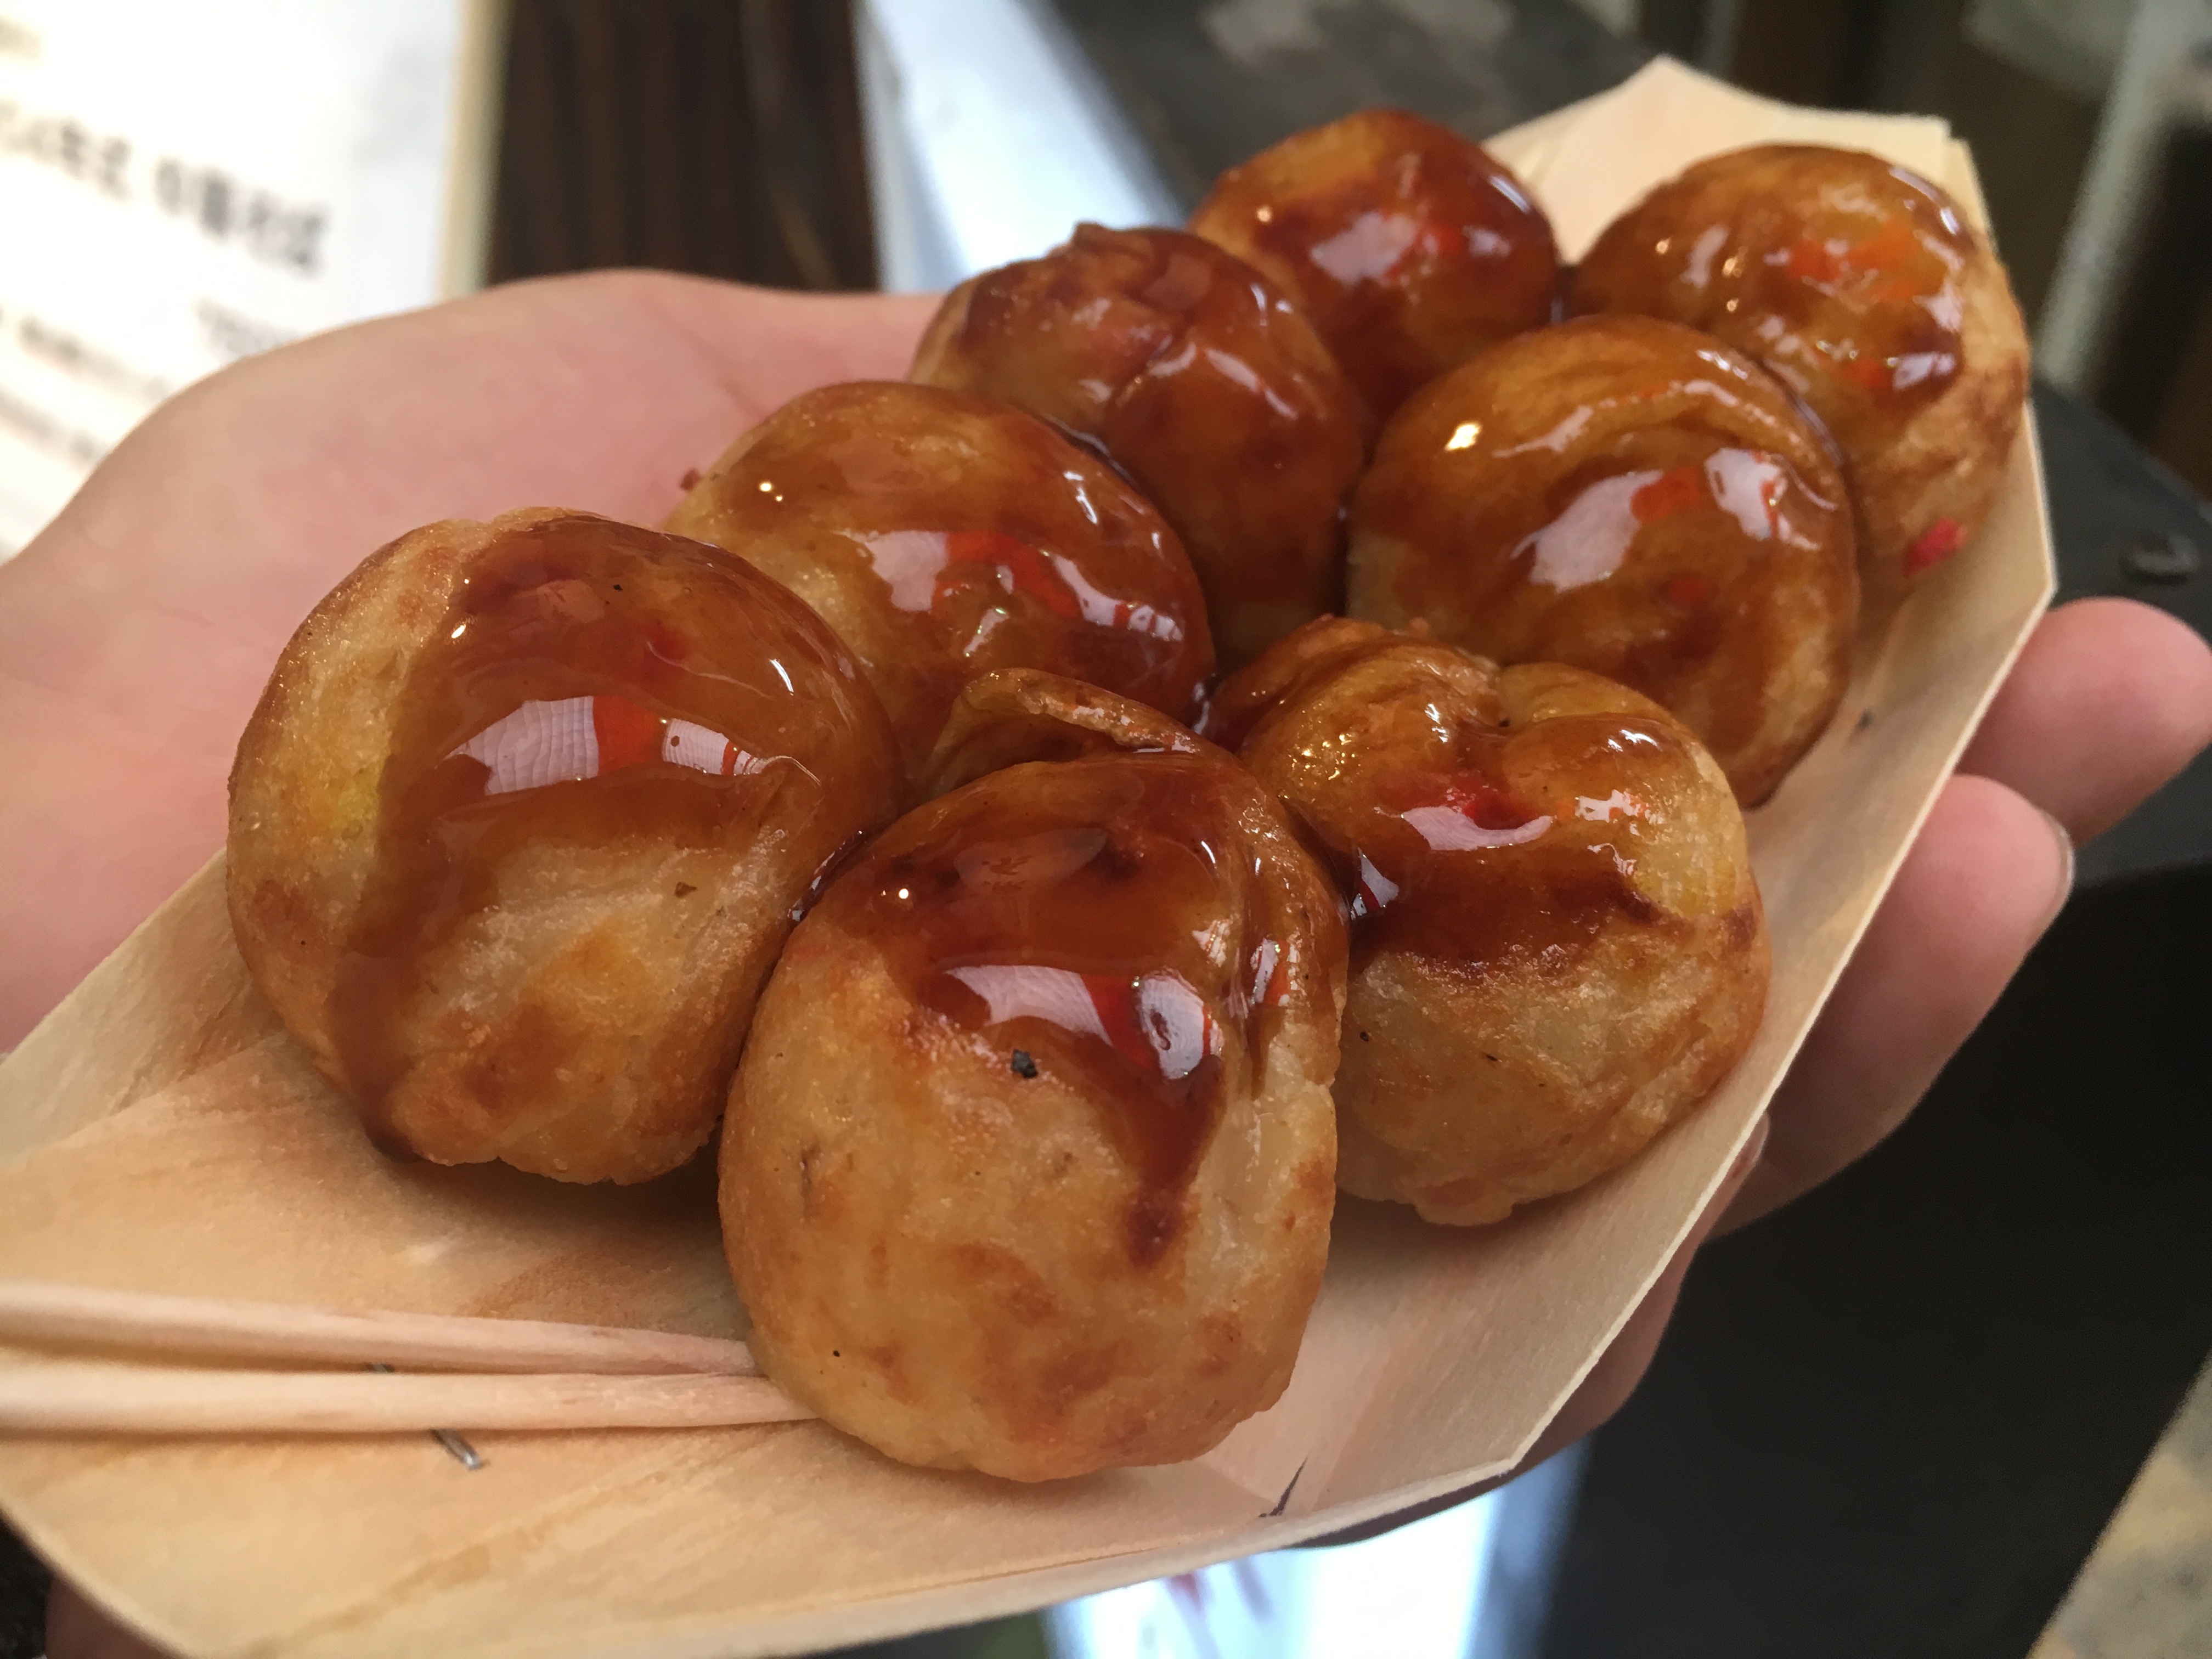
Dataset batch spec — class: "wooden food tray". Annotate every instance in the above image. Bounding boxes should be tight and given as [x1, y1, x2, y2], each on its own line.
[0, 60, 2053, 1659]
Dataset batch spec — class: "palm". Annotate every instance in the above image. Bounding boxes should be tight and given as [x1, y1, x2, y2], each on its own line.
[0, 274, 933, 1037]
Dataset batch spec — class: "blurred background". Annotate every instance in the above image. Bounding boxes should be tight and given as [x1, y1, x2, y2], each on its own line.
[1, 3, 2208, 1657]
[478, 0, 2212, 510]
[6, 0, 2212, 558]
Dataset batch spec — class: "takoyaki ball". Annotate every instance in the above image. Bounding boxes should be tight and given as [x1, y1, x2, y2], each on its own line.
[1568, 144, 2029, 594]
[665, 382, 1212, 784]
[228, 509, 900, 1183]
[1188, 108, 1560, 427]
[723, 688, 1347, 1480]
[1212, 619, 1768, 1227]
[922, 664, 1206, 799]
[1347, 317, 1858, 804]
[910, 224, 1364, 667]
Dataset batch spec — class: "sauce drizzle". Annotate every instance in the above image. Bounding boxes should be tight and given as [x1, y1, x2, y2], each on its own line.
[1570, 145, 1972, 455]
[330, 515, 884, 1149]
[831, 755, 1292, 1261]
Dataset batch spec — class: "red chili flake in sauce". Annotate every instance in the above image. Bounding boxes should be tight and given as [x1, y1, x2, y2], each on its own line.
[1630, 464, 1708, 524]
[1905, 516, 1963, 575]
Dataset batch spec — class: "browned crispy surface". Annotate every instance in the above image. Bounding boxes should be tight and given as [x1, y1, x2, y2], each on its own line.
[724, 729, 1347, 1480]
[911, 224, 1364, 667]
[1570, 143, 2029, 596]
[1220, 619, 1769, 1225]
[228, 509, 899, 1183]
[1189, 108, 1559, 427]
[920, 668, 1210, 800]
[667, 381, 1213, 786]
[1348, 316, 1858, 803]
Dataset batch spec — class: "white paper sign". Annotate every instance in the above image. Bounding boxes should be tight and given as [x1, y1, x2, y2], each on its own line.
[0, 0, 495, 558]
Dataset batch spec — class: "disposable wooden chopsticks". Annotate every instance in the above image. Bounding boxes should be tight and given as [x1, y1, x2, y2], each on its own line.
[0, 1279, 816, 1436]
[0, 1365, 811, 1434]
[0, 1278, 758, 1375]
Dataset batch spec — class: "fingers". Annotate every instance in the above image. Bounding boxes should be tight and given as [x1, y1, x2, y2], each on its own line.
[1725, 774, 2070, 1227]
[1733, 597, 2212, 1229]
[1960, 597, 2212, 843]
[45, 1579, 176, 1659]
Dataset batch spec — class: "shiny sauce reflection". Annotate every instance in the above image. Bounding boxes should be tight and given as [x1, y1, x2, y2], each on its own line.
[910, 223, 1365, 664]
[1573, 147, 1972, 455]
[843, 755, 1288, 1261]
[332, 517, 855, 1148]
[859, 528, 1185, 645]
[1190, 109, 1559, 424]
[671, 383, 1214, 758]
[1348, 318, 1857, 793]
[1515, 446, 1796, 593]
[1339, 737, 1658, 970]
[1243, 640, 1686, 974]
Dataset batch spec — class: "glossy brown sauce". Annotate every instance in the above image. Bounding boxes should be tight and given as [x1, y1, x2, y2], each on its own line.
[1335, 717, 1669, 972]
[1350, 317, 1856, 798]
[331, 514, 886, 1149]
[1570, 145, 1972, 456]
[829, 754, 1288, 1261]
[669, 383, 1212, 768]
[1226, 630, 1695, 977]
[870, 527, 1184, 637]
[910, 225, 1363, 667]
[1188, 108, 1559, 425]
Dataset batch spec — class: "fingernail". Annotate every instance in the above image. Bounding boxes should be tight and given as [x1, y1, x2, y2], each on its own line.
[2035, 804, 2076, 934]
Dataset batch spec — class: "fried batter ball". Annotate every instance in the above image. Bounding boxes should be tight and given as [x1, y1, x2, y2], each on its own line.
[1209, 619, 1768, 1226]
[1348, 316, 1858, 803]
[228, 508, 899, 1183]
[910, 223, 1365, 667]
[1568, 144, 2029, 594]
[665, 382, 1212, 783]
[723, 673, 1347, 1480]
[1188, 108, 1560, 426]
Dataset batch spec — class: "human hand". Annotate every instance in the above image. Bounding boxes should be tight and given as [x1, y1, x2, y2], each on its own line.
[5, 274, 2209, 1649]
[0, 271, 938, 1048]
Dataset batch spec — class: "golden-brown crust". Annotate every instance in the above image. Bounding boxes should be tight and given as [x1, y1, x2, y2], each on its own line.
[724, 728, 1346, 1479]
[228, 509, 900, 1183]
[1568, 144, 2028, 595]
[1346, 316, 1859, 803]
[1220, 627, 1769, 1224]
[910, 224, 1365, 668]
[229, 514, 495, 1072]
[665, 381, 1214, 787]
[1189, 108, 1560, 427]
[1850, 251, 2028, 608]
[1199, 614, 1423, 755]
[921, 668, 1210, 800]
